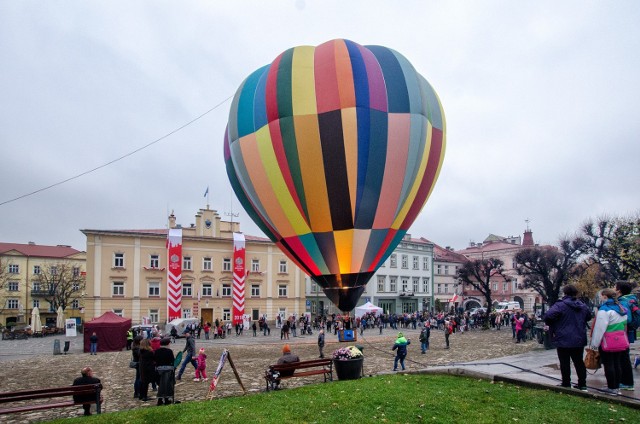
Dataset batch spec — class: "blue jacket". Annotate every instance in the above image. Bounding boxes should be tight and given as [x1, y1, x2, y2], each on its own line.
[392, 336, 410, 356]
[543, 296, 592, 348]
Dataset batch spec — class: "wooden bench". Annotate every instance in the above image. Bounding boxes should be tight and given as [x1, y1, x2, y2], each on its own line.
[264, 359, 333, 391]
[0, 383, 103, 416]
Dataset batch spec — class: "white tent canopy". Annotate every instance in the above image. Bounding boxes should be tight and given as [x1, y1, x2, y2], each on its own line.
[354, 301, 383, 318]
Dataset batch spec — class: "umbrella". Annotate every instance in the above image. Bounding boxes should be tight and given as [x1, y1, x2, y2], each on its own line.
[56, 306, 64, 328]
[31, 307, 42, 333]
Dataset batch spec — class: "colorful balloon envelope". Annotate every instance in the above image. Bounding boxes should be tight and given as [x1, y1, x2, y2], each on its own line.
[224, 39, 446, 312]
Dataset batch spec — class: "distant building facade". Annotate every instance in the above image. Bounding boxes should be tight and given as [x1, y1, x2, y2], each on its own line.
[82, 207, 306, 326]
[0, 242, 86, 328]
[455, 229, 542, 311]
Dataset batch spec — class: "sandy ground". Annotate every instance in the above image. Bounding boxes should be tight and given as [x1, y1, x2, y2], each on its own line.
[0, 326, 539, 423]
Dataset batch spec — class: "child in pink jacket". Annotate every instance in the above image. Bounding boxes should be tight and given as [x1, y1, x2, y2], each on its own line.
[194, 348, 208, 381]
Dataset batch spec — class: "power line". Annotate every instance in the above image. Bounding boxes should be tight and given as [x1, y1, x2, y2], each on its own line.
[0, 96, 232, 207]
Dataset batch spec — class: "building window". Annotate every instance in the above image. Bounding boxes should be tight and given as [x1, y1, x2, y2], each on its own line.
[8, 264, 19, 274]
[492, 283, 498, 291]
[422, 277, 430, 293]
[183, 256, 192, 270]
[150, 255, 160, 269]
[252, 309, 260, 320]
[222, 309, 231, 321]
[182, 309, 191, 318]
[72, 267, 80, 277]
[437, 264, 442, 275]
[33, 299, 40, 308]
[7, 299, 19, 309]
[112, 282, 124, 296]
[444, 285, 449, 294]
[114, 253, 124, 268]
[183, 283, 192, 297]
[389, 277, 397, 292]
[413, 256, 419, 270]
[437, 284, 442, 294]
[413, 277, 419, 293]
[251, 259, 260, 272]
[390, 254, 397, 268]
[113, 309, 123, 317]
[503, 282, 508, 292]
[51, 266, 58, 275]
[377, 276, 385, 292]
[251, 284, 260, 297]
[222, 258, 232, 272]
[8, 281, 19, 291]
[444, 265, 449, 275]
[279, 260, 288, 273]
[149, 282, 160, 297]
[33, 265, 41, 275]
[149, 309, 159, 323]
[278, 284, 288, 297]
[71, 299, 79, 309]
[221, 284, 231, 297]
[33, 281, 40, 291]
[203, 257, 212, 271]
[401, 255, 408, 269]
[202, 284, 212, 297]
[401, 278, 409, 292]
[423, 257, 430, 271]
[72, 282, 80, 291]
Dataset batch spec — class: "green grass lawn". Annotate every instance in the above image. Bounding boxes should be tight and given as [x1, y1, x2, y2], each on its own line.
[54, 374, 639, 424]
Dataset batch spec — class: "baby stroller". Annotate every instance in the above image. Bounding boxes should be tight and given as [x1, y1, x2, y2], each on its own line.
[156, 351, 182, 405]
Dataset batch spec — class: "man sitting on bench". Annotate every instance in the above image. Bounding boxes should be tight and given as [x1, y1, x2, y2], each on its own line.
[72, 367, 101, 416]
[271, 344, 299, 389]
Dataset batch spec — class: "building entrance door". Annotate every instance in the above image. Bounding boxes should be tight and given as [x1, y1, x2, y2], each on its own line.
[201, 308, 213, 325]
[378, 300, 395, 314]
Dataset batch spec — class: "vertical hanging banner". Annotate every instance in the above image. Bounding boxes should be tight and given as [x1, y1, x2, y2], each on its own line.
[167, 228, 183, 321]
[232, 233, 246, 325]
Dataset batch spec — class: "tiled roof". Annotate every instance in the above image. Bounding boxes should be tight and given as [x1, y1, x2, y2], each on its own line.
[0, 242, 83, 258]
[456, 240, 524, 254]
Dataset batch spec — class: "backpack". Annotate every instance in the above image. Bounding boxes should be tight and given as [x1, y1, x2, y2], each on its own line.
[629, 299, 640, 331]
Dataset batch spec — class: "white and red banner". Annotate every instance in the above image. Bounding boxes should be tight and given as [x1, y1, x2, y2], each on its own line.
[232, 233, 246, 325]
[449, 293, 459, 303]
[167, 228, 183, 321]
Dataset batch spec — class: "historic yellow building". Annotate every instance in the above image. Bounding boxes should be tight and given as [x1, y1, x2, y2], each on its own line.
[0, 242, 86, 328]
[81, 207, 306, 325]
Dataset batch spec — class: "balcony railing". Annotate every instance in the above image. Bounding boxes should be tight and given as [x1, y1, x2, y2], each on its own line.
[31, 290, 54, 297]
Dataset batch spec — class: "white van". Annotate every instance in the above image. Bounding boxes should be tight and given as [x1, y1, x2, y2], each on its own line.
[494, 301, 521, 313]
[165, 318, 199, 337]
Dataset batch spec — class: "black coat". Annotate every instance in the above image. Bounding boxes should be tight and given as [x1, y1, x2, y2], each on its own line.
[139, 349, 156, 383]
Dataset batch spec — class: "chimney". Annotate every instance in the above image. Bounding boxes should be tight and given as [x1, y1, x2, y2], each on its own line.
[168, 211, 177, 229]
[28, 241, 36, 245]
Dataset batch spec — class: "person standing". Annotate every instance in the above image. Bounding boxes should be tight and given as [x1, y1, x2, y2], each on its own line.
[126, 329, 133, 350]
[72, 367, 101, 416]
[194, 348, 208, 382]
[392, 332, 411, 371]
[543, 284, 592, 391]
[590, 288, 629, 396]
[252, 321, 257, 337]
[131, 335, 143, 399]
[154, 337, 175, 406]
[419, 323, 431, 354]
[615, 281, 637, 391]
[444, 320, 452, 349]
[318, 328, 325, 358]
[89, 332, 98, 355]
[176, 331, 197, 381]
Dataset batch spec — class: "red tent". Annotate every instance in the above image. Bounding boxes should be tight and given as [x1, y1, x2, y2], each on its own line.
[83, 311, 131, 353]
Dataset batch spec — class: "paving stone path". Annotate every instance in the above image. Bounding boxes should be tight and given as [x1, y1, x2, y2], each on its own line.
[0, 326, 539, 422]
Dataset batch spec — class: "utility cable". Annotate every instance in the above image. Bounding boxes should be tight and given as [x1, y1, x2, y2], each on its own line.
[0, 96, 232, 207]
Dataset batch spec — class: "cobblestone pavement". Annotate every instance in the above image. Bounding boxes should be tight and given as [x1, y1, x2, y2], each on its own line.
[0, 327, 539, 422]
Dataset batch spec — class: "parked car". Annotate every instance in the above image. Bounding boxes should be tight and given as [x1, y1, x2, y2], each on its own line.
[131, 324, 155, 338]
[469, 307, 487, 317]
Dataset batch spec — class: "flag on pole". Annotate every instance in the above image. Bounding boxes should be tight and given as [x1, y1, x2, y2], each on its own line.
[204, 186, 209, 197]
[450, 293, 459, 303]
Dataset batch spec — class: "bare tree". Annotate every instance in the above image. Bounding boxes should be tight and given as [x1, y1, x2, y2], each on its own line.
[581, 213, 640, 284]
[32, 261, 85, 312]
[514, 237, 586, 307]
[0, 257, 9, 317]
[456, 258, 509, 327]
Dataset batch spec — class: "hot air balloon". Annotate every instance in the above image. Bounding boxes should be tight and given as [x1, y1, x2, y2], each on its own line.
[224, 39, 445, 312]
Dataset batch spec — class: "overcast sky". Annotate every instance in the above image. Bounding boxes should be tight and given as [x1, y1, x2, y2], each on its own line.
[1, 1, 639, 253]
